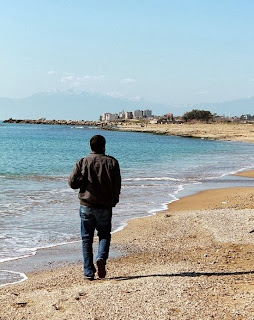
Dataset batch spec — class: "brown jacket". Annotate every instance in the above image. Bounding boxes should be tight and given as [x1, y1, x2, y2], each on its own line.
[68, 152, 121, 208]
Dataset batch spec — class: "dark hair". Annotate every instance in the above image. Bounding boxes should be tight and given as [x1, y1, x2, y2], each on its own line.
[90, 135, 106, 153]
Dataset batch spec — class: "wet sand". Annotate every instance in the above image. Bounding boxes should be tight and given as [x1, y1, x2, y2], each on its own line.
[235, 170, 254, 178]
[0, 242, 123, 281]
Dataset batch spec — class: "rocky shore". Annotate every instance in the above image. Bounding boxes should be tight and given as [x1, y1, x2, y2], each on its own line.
[3, 118, 99, 126]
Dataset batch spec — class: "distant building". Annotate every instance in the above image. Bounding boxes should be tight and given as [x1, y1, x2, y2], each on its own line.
[101, 113, 118, 121]
[166, 113, 174, 121]
[119, 110, 126, 119]
[134, 110, 143, 118]
[241, 114, 252, 120]
[101, 109, 152, 121]
[143, 109, 152, 117]
[125, 112, 133, 119]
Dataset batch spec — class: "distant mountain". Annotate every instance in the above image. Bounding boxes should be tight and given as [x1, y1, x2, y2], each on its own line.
[0, 90, 184, 121]
[0, 90, 253, 121]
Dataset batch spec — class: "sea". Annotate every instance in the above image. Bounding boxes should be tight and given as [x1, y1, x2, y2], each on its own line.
[0, 121, 254, 287]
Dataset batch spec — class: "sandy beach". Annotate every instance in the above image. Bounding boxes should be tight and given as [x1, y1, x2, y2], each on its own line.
[1, 172, 254, 319]
[117, 122, 254, 143]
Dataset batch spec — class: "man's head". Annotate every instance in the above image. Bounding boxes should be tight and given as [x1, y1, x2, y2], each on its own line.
[90, 135, 106, 153]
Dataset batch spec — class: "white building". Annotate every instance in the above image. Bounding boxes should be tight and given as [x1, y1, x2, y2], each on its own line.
[101, 113, 118, 121]
[118, 110, 126, 119]
[125, 112, 133, 119]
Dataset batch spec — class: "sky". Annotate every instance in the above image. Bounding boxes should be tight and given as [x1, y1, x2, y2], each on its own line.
[1, 0, 254, 112]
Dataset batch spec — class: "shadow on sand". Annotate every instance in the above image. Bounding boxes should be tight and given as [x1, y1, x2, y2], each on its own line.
[109, 270, 254, 281]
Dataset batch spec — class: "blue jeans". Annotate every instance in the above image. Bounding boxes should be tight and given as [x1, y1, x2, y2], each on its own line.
[79, 205, 112, 277]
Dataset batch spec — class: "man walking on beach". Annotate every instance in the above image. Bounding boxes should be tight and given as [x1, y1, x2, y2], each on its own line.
[68, 135, 121, 280]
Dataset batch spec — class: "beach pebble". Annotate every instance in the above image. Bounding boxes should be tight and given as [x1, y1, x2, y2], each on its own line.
[16, 302, 27, 307]
[75, 292, 87, 300]
[53, 303, 61, 310]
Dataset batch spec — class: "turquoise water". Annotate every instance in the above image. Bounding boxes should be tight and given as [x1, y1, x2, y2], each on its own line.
[0, 121, 254, 285]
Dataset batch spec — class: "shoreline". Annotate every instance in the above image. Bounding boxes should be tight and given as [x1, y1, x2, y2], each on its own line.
[3, 119, 254, 143]
[1, 172, 254, 318]
[0, 169, 254, 288]
[0, 240, 124, 288]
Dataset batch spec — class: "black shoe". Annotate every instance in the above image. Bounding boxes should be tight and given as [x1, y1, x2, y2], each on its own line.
[96, 258, 106, 278]
[84, 274, 94, 281]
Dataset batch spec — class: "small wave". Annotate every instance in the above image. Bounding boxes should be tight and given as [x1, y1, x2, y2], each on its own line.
[0, 251, 37, 264]
[0, 239, 80, 264]
[0, 270, 28, 288]
[113, 184, 188, 234]
[0, 174, 67, 182]
[121, 184, 177, 189]
[123, 177, 183, 182]
[229, 167, 254, 176]
[70, 126, 97, 129]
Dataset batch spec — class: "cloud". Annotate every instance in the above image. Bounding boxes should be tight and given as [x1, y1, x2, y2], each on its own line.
[120, 78, 136, 84]
[104, 92, 142, 101]
[72, 81, 81, 88]
[60, 74, 105, 84]
[48, 70, 56, 75]
[60, 75, 75, 83]
[195, 90, 209, 95]
[77, 75, 105, 81]
[129, 96, 142, 101]
[105, 91, 124, 98]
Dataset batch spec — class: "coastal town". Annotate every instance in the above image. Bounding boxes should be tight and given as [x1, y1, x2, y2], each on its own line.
[100, 109, 254, 124]
[3, 108, 254, 143]
[3, 107, 254, 126]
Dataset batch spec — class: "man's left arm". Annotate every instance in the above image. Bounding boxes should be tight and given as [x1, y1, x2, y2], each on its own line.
[112, 161, 121, 206]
